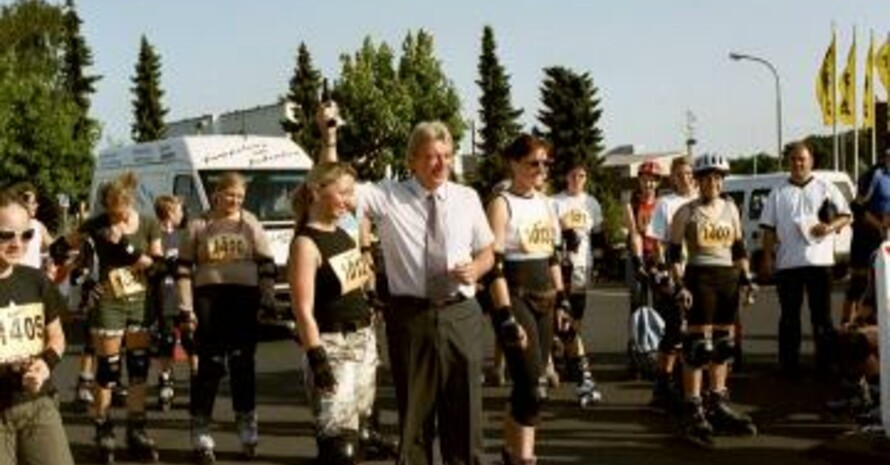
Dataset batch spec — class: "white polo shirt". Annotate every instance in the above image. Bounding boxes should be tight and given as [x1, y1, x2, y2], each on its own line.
[551, 191, 602, 268]
[759, 176, 851, 270]
[646, 192, 696, 243]
[358, 177, 494, 299]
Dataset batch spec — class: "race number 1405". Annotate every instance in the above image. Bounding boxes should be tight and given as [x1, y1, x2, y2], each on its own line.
[0, 303, 45, 364]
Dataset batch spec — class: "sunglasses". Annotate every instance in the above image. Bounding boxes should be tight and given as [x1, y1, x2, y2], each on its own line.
[0, 228, 35, 244]
[524, 159, 552, 169]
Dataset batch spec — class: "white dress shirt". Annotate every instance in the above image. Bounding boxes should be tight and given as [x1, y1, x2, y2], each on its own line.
[358, 177, 494, 298]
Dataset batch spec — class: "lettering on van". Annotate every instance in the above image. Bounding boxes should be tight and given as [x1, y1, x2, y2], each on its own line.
[248, 151, 293, 166]
[203, 143, 267, 164]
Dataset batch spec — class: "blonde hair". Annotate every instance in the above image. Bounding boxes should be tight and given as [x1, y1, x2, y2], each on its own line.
[406, 121, 453, 164]
[291, 162, 356, 231]
[214, 171, 247, 194]
[100, 172, 138, 209]
[153, 195, 182, 221]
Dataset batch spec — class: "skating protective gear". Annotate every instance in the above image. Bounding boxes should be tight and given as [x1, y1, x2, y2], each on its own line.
[307, 346, 336, 392]
[95, 354, 122, 388]
[490, 307, 523, 348]
[481, 252, 505, 287]
[256, 255, 277, 280]
[682, 332, 713, 368]
[48, 236, 74, 265]
[562, 228, 581, 253]
[693, 153, 730, 175]
[638, 160, 662, 177]
[666, 243, 684, 265]
[126, 348, 151, 385]
[174, 258, 194, 281]
[711, 329, 735, 363]
[731, 239, 748, 261]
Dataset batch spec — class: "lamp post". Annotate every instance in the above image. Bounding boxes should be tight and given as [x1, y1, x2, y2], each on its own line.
[729, 52, 783, 173]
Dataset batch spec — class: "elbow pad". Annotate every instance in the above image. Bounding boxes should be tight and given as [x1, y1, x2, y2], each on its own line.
[49, 237, 73, 265]
[731, 239, 748, 261]
[256, 256, 277, 280]
[665, 243, 684, 265]
[482, 252, 506, 287]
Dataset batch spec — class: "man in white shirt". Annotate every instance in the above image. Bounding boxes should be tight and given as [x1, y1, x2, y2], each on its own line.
[644, 157, 697, 410]
[317, 103, 494, 465]
[760, 142, 851, 378]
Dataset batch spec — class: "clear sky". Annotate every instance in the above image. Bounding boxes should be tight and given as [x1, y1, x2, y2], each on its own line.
[65, 0, 890, 157]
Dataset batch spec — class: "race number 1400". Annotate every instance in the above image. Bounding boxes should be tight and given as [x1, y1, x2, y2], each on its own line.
[0, 303, 45, 364]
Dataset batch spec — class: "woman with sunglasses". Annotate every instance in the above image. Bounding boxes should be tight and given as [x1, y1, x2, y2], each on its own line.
[0, 191, 74, 465]
[486, 134, 572, 465]
[668, 154, 756, 447]
[175, 172, 275, 463]
[50, 172, 162, 463]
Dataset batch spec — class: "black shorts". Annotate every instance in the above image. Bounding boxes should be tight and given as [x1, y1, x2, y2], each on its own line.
[850, 229, 882, 269]
[684, 266, 739, 326]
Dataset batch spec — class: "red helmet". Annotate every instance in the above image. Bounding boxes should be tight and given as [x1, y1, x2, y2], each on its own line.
[638, 160, 662, 177]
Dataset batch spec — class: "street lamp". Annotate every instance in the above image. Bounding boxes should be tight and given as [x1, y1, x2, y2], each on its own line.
[729, 52, 783, 173]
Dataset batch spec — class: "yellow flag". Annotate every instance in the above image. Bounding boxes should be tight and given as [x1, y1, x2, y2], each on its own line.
[816, 33, 836, 126]
[864, 34, 875, 128]
[838, 37, 856, 126]
[878, 35, 890, 95]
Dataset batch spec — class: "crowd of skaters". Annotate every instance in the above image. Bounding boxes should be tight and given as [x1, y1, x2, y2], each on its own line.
[0, 99, 884, 465]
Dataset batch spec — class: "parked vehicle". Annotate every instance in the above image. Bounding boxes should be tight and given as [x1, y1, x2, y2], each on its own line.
[89, 135, 313, 322]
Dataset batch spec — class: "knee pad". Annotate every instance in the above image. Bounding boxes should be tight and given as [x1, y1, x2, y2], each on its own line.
[682, 332, 713, 368]
[95, 354, 122, 388]
[157, 331, 177, 358]
[180, 331, 195, 356]
[510, 381, 543, 426]
[711, 329, 735, 364]
[126, 348, 151, 384]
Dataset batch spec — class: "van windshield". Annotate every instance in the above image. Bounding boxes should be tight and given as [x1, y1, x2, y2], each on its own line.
[199, 169, 308, 222]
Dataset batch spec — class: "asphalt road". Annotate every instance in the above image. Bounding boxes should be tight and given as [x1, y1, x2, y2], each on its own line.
[52, 283, 889, 464]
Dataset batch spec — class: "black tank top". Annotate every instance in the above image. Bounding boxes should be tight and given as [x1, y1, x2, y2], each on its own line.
[298, 226, 369, 330]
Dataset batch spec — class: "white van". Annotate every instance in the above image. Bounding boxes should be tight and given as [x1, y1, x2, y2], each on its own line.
[89, 135, 313, 313]
[722, 170, 855, 276]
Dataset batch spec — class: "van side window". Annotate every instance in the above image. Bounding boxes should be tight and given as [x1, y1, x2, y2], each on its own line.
[174, 175, 203, 219]
[749, 188, 771, 221]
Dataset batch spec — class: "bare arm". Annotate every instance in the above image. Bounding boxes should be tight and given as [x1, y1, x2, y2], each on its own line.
[316, 102, 340, 163]
[486, 197, 512, 309]
[288, 236, 323, 349]
[624, 203, 642, 258]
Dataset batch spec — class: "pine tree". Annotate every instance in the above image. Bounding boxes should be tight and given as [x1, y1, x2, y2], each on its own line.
[397, 29, 465, 177]
[282, 42, 323, 159]
[130, 35, 167, 142]
[475, 25, 522, 199]
[61, 0, 98, 112]
[537, 66, 605, 194]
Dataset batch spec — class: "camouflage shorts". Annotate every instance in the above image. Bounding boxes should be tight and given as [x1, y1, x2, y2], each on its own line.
[303, 326, 379, 436]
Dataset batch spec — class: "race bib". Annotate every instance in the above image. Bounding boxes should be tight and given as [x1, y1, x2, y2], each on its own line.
[0, 303, 45, 364]
[206, 233, 249, 262]
[561, 209, 590, 230]
[107, 267, 146, 298]
[328, 248, 372, 295]
[520, 219, 555, 254]
[696, 220, 734, 249]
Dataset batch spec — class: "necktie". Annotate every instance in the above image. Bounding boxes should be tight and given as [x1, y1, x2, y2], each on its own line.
[426, 193, 450, 300]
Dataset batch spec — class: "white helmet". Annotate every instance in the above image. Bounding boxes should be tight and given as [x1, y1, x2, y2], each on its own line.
[693, 153, 730, 175]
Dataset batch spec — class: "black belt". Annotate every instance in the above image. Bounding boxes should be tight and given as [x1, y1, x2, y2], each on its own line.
[318, 317, 371, 334]
[391, 294, 468, 309]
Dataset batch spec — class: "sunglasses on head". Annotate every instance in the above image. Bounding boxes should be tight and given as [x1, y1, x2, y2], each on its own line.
[0, 228, 35, 244]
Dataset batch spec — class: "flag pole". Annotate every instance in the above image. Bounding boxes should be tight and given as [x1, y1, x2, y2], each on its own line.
[833, 24, 839, 171]
[871, 30, 877, 166]
[853, 25, 859, 180]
